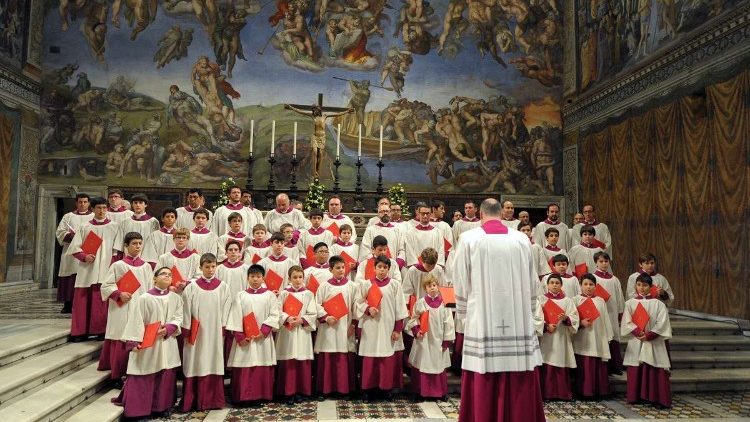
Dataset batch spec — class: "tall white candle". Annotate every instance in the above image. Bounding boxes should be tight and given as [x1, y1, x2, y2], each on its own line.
[271, 120, 276, 156]
[357, 123, 362, 158]
[336, 123, 341, 158]
[379, 125, 383, 158]
[293, 121, 297, 156]
[249, 120, 254, 154]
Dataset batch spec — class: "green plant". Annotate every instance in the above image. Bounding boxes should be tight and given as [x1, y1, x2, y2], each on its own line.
[388, 183, 409, 217]
[213, 177, 237, 211]
[304, 178, 326, 211]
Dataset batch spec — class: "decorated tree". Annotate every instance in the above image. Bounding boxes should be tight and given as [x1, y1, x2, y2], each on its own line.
[388, 183, 409, 217]
[213, 177, 237, 211]
[304, 178, 326, 211]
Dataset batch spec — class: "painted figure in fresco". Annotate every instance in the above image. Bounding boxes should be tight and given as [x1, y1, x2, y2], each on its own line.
[278, 1, 317, 61]
[510, 55, 559, 87]
[167, 85, 215, 142]
[530, 125, 557, 193]
[154, 25, 194, 69]
[380, 48, 412, 97]
[214, 8, 248, 78]
[435, 105, 476, 162]
[438, 0, 469, 55]
[428, 143, 456, 185]
[106, 144, 126, 172]
[480, 110, 504, 161]
[161, 140, 193, 174]
[347, 80, 371, 127]
[73, 115, 105, 152]
[635, 0, 650, 58]
[191, 55, 240, 124]
[395, 0, 435, 55]
[71, 73, 92, 99]
[73, 89, 104, 112]
[111, 0, 158, 40]
[284, 103, 353, 178]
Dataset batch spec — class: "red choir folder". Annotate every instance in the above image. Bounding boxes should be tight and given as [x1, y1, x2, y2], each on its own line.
[116, 270, 141, 306]
[341, 251, 357, 275]
[548, 258, 555, 271]
[592, 238, 606, 249]
[140, 321, 162, 349]
[243, 312, 261, 338]
[81, 231, 103, 256]
[419, 311, 430, 334]
[407, 295, 417, 317]
[364, 258, 376, 280]
[439, 287, 456, 305]
[306, 245, 315, 264]
[307, 275, 320, 295]
[577, 298, 601, 322]
[542, 299, 566, 325]
[266, 269, 283, 291]
[323, 293, 348, 319]
[594, 283, 611, 302]
[367, 282, 383, 308]
[649, 285, 660, 298]
[443, 238, 452, 254]
[251, 253, 262, 264]
[170, 266, 185, 288]
[327, 222, 340, 238]
[283, 294, 304, 317]
[187, 318, 200, 345]
[574, 262, 588, 278]
[385, 247, 392, 259]
[632, 302, 650, 332]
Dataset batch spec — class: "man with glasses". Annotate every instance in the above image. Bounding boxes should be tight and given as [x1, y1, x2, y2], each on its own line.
[359, 203, 405, 267]
[176, 188, 213, 230]
[367, 197, 391, 227]
[106, 189, 133, 223]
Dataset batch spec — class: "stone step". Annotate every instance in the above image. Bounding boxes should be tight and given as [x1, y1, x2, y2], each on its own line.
[609, 368, 750, 392]
[0, 341, 102, 405]
[667, 335, 750, 351]
[0, 323, 70, 367]
[57, 388, 122, 422]
[0, 362, 110, 422]
[670, 319, 741, 336]
[670, 351, 750, 369]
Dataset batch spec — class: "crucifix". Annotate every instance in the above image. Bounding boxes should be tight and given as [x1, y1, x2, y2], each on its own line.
[285, 93, 353, 179]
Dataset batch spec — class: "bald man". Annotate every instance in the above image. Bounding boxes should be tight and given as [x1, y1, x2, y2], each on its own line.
[264, 193, 309, 233]
[322, 195, 358, 242]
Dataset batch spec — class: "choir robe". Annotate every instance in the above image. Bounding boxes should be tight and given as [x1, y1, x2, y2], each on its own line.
[187, 228, 221, 257]
[244, 240, 270, 264]
[354, 277, 408, 390]
[402, 224, 446, 268]
[401, 264, 448, 303]
[538, 245, 568, 277]
[453, 220, 544, 422]
[358, 223, 405, 263]
[621, 295, 672, 407]
[530, 242, 543, 278]
[354, 256, 403, 286]
[216, 260, 250, 298]
[157, 249, 201, 282]
[451, 217, 480, 241]
[572, 294, 613, 397]
[258, 255, 295, 292]
[626, 272, 674, 306]
[55, 210, 93, 302]
[542, 273, 581, 299]
[276, 286, 318, 397]
[180, 277, 233, 411]
[298, 227, 335, 261]
[213, 203, 258, 236]
[226, 287, 280, 402]
[366, 216, 380, 227]
[246, 206, 264, 228]
[107, 206, 134, 224]
[532, 220, 572, 250]
[429, 219, 454, 256]
[329, 241, 359, 267]
[572, 221, 613, 255]
[99, 256, 154, 379]
[535, 292, 579, 400]
[283, 244, 301, 264]
[322, 213, 357, 242]
[304, 263, 331, 290]
[406, 294, 455, 398]
[217, 231, 252, 262]
[264, 207, 308, 233]
[68, 219, 122, 337]
[568, 243, 605, 276]
[594, 270, 626, 372]
[119, 214, 160, 243]
[117, 288, 183, 418]
[500, 218, 520, 231]
[314, 277, 359, 394]
[175, 206, 213, 230]
[142, 227, 176, 264]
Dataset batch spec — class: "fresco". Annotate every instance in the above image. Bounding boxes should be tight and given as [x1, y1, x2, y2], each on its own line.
[0, 0, 28, 68]
[39, 0, 564, 194]
[576, 0, 744, 93]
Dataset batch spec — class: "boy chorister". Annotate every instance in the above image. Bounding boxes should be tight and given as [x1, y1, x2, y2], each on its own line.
[354, 256, 408, 398]
[407, 274, 454, 400]
[519, 222, 543, 278]
[298, 210, 335, 265]
[536, 273, 579, 400]
[115, 268, 183, 419]
[188, 209, 221, 257]
[626, 253, 674, 306]
[593, 252, 626, 374]
[218, 212, 252, 262]
[329, 224, 359, 273]
[402, 248, 448, 301]
[541, 254, 581, 299]
[621, 273, 672, 408]
[68, 196, 123, 340]
[217, 240, 250, 298]
[568, 225, 605, 277]
[245, 224, 271, 264]
[276, 266, 318, 403]
[156, 228, 201, 282]
[106, 189, 134, 223]
[142, 208, 178, 265]
[355, 235, 403, 285]
[304, 243, 332, 291]
[99, 232, 154, 382]
[55, 193, 93, 313]
[572, 274, 613, 398]
[538, 227, 568, 278]
[314, 255, 359, 396]
[258, 233, 295, 294]
[118, 193, 160, 244]
[280, 223, 301, 263]
[226, 264, 280, 404]
[180, 253, 233, 412]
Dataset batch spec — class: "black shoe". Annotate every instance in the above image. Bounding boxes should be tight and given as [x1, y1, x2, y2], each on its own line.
[92, 334, 105, 341]
[285, 396, 295, 405]
[61, 302, 73, 313]
[111, 379, 124, 389]
[294, 394, 305, 403]
[68, 335, 86, 343]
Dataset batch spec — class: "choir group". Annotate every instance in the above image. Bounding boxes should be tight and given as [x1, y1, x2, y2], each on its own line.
[54, 186, 676, 419]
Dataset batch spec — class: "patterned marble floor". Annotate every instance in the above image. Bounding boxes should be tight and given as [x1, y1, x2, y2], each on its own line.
[152, 391, 750, 421]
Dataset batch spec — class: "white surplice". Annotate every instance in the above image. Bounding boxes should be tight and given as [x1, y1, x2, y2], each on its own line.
[276, 287, 318, 361]
[100, 258, 155, 340]
[406, 296, 455, 374]
[621, 297, 672, 369]
[181, 279, 233, 377]
[226, 289, 280, 367]
[535, 294, 579, 368]
[572, 295, 613, 359]
[56, 211, 93, 277]
[68, 220, 123, 288]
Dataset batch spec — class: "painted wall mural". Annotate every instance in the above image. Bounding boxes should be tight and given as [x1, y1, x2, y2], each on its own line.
[39, 0, 564, 194]
[0, 0, 29, 68]
[575, 0, 745, 93]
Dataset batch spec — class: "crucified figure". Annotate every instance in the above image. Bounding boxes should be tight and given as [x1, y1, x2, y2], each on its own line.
[284, 103, 353, 178]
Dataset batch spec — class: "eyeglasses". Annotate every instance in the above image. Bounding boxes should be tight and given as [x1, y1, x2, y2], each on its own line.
[157, 272, 173, 277]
